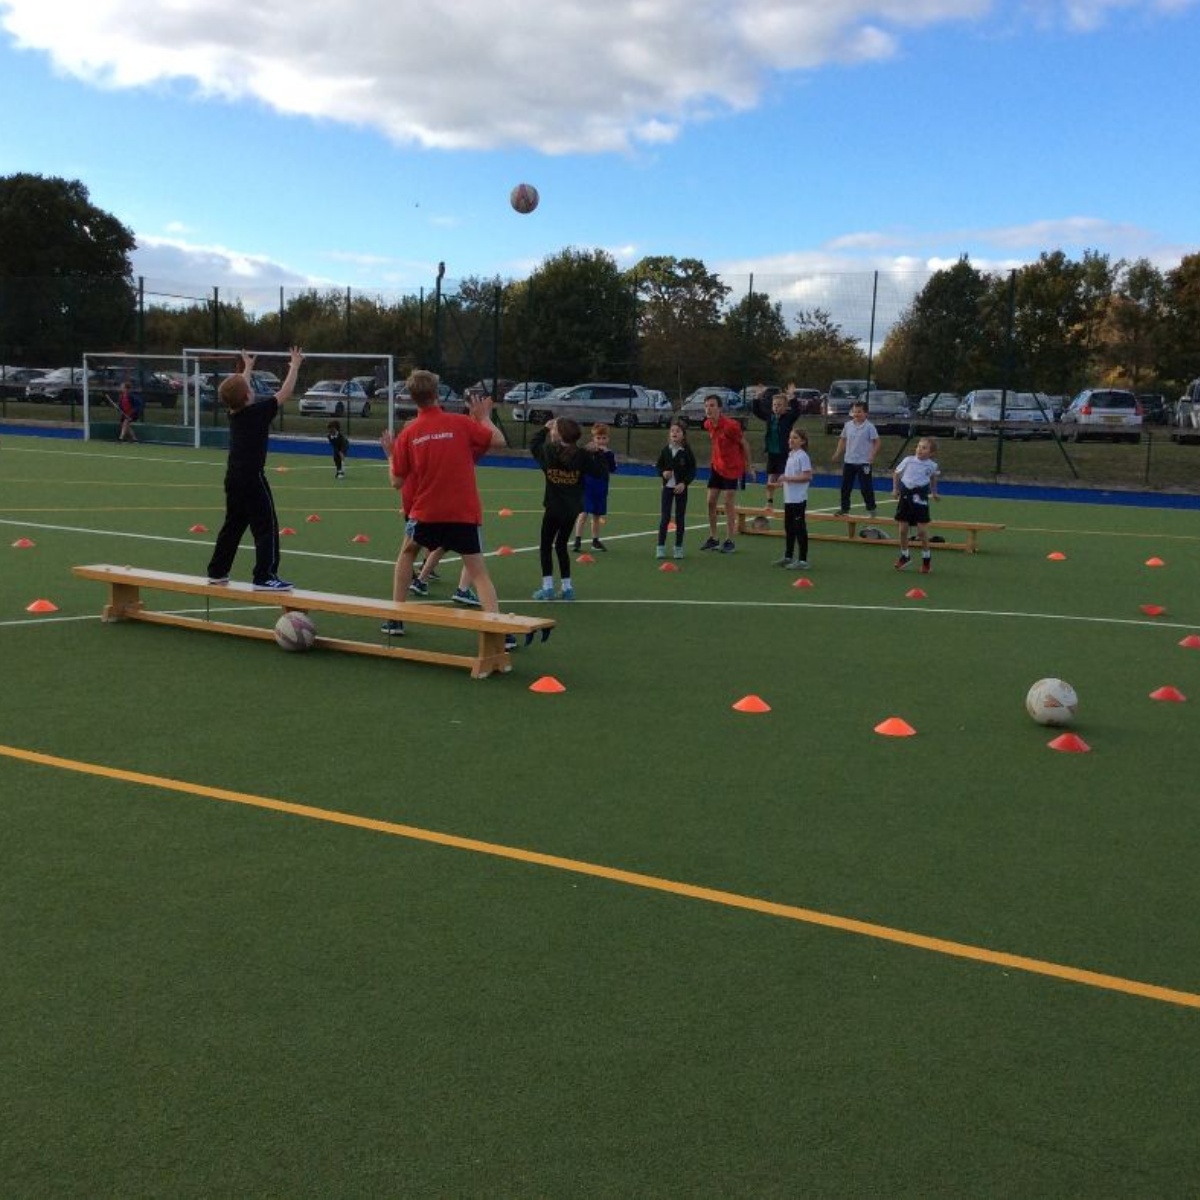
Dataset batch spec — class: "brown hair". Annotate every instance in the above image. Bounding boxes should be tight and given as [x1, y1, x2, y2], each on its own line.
[219, 374, 250, 413]
[406, 369, 440, 407]
[555, 417, 582, 444]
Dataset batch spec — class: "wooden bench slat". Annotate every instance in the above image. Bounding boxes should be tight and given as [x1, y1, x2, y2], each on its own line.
[734, 508, 1004, 553]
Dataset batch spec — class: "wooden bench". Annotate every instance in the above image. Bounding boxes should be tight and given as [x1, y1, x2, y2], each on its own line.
[72, 565, 555, 679]
[735, 508, 1005, 554]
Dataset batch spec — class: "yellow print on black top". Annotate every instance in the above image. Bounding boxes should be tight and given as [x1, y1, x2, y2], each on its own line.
[544, 466, 583, 487]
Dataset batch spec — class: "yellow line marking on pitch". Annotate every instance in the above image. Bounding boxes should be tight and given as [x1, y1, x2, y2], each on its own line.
[2, 742, 1198, 1012]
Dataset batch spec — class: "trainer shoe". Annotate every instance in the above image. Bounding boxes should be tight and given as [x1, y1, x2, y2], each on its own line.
[336, 470, 345, 479]
[207, 575, 230, 585]
[559, 586, 576, 601]
[408, 577, 429, 596]
[504, 634, 518, 651]
[834, 510, 849, 517]
[532, 586, 557, 601]
[867, 508, 878, 517]
[424, 565, 441, 582]
[773, 556, 792, 567]
[920, 557, 932, 574]
[701, 537, 720, 551]
[572, 537, 582, 552]
[380, 619, 405, 637]
[673, 545, 685, 559]
[451, 586, 481, 608]
[591, 539, 607, 552]
[720, 540, 736, 554]
[894, 554, 911, 571]
[253, 576, 293, 591]
[656, 545, 666, 559]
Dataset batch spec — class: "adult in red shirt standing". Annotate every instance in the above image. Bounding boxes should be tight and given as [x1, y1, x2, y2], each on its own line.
[381, 370, 506, 637]
[701, 393, 755, 553]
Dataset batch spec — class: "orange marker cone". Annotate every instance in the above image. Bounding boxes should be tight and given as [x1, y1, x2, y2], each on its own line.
[279, 527, 296, 536]
[26, 599, 58, 613]
[352, 534, 370, 544]
[1150, 686, 1186, 702]
[1047, 551, 1067, 561]
[1048, 733, 1090, 753]
[905, 588, 928, 600]
[306, 514, 322, 523]
[792, 577, 814, 589]
[1145, 556, 1166, 567]
[529, 675, 566, 694]
[1140, 604, 1166, 617]
[658, 561, 679, 572]
[577, 553, 596, 564]
[188, 524, 208, 534]
[497, 545, 515, 556]
[498, 507, 514, 517]
[1178, 634, 1200, 649]
[732, 694, 771, 713]
[12, 538, 35, 548]
[874, 717, 916, 737]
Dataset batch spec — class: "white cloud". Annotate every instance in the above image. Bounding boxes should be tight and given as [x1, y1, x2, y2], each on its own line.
[5, 0, 1189, 154]
[132, 234, 316, 293]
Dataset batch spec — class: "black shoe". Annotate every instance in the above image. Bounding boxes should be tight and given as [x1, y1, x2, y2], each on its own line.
[592, 539, 607, 552]
[572, 538, 582, 552]
[701, 537, 720, 551]
[380, 619, 405, 636]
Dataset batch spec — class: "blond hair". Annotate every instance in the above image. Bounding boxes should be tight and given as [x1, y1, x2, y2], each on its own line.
[406, 370, 440, 407]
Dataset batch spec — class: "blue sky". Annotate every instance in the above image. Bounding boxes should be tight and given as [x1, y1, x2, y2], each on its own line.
[1, 0, 1197, 309]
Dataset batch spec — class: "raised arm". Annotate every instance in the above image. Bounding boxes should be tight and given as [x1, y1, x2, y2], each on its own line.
[274, 346, 305, 405]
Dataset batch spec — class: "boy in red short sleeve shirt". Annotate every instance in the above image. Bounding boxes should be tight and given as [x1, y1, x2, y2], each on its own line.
[701, 393, 755, 553]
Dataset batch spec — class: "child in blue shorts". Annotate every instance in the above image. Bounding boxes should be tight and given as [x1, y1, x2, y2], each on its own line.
[572, 423, 618, 551]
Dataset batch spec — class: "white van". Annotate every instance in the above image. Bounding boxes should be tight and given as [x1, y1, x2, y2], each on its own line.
[510, 382, 672, 428]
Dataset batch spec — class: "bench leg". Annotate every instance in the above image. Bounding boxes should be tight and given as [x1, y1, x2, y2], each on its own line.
[473, 631, 513, 678]
[103, 581, 144, 622]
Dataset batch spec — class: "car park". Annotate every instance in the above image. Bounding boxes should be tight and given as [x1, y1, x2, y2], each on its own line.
[510, 382, 672, 427]
[909, 393, 961, 436]
[788, 387, 824, 415]
[677, 387, 749, 429]
[954, 389, 1053, 439]
[854, 389, 911, 435]
[25, 367, 102, 404]
[502, 381, 554, 405]
[1059, 388, 1142, 444]
[822, 379, 875, 433]
[1137, 393, 1170, 425]
[351, 375, 381, 397]
[464, 378, 517, 403]
[298, 379, 372, 417]
[390, 382, 463, 417]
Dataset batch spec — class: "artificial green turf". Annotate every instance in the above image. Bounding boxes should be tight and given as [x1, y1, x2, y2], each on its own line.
[2, 437, 1199, 1193]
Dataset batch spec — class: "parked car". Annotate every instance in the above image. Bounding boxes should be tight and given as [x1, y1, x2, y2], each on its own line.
[954, 390, 1053, 439]
[298, 379, 372, 418]
[25, 367, 102, 404]
[464, 378, 517, 403]
[391, 382, 463, 418]
[1136, 393, 1170, 426]
[788, 386, 824, 415]
[854, 389, 911, 434]
[822, 379, 875, 433]
[510, 382, 671, 427]
[1059, 388, 1142, 444]
[677, 387, 749, 429]
[909, 393, 961, 437]
[94, 365, 186, 409]
[502, 381, 555, 405]
[0, 366, 47, 398]
[351, 375, 381, 398]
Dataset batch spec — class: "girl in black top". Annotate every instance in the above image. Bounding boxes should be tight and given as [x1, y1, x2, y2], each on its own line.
[655, 419, 697, 559]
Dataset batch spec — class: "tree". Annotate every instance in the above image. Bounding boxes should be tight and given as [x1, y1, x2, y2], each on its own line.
[1101, 258, 1166, 387]
[1161, 252, 1200, 389]
[519, 249, 638, 383]
[721, 288, 788, 388]
[0, 173, 136, 362]
[627, 255, 730, 398]
[787, 307, 868, 390]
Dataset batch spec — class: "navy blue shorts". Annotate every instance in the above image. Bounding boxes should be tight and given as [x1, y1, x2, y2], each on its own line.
[413, 522, 483, 556]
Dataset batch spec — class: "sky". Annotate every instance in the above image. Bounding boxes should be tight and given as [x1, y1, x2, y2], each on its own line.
[1, 0, 1198, 319]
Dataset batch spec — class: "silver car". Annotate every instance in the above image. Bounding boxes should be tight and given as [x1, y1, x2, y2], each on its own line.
[1060, 388, 1142, 444]
[298, 379, 372, 418]
[511, 382, 671, 428]
[954, 390, 1053, 439]
[677, 387, 749, 429]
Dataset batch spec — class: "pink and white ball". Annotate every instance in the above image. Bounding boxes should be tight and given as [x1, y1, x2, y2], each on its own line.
[1025, 677, 1078, 727]
[274, 611, 317, 652]
[510, 183, 539, 214]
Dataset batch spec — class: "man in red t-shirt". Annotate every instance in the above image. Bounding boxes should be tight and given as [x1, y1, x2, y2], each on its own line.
[381, 370, 506, 636]
[701, 393, 755, 553]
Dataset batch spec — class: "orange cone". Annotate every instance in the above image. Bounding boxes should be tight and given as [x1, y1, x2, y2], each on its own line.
[12, 538, 35, 548]
[659, 561, 679, 572]
[1140, 604, 1166, 617]
[1047, 551, 1067, 561]
[529, 675, 566, 694]
[905, 588, 927, 600]
[352, 534, 370, 544]
[577, 553, 596, 564]
[1048, 733, 1090, 753]
[1145, 556, 1166, 567]
[497, 545, 515, 556]
[874, 717, 916, 737]
[1150, 686, 1187, 702]
[792, 577, 814, 589]
[279, 527, 296, 536]
[1179, 634, 1200, 649]
[498, 507, 514, 517]
[732, 694, 771, 713]
[306, 514, 322, 523]
[188, 524, 208, 534]
[26, 599, 58, 613]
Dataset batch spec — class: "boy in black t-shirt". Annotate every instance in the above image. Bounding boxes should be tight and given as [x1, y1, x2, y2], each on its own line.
[206, 347, 304, 590]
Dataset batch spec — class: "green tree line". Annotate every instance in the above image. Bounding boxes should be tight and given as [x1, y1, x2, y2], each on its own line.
[4, 173, 1198, 399]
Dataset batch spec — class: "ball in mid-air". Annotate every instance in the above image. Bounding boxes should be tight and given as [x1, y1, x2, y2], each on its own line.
[274, 611, 316, 652]
[1025, 677, 1078, 726]
[510, 182, 539, 214]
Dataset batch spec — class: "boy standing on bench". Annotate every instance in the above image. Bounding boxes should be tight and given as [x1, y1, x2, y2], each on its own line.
[206, 347, 304, 591]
